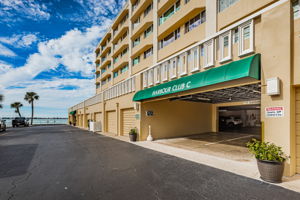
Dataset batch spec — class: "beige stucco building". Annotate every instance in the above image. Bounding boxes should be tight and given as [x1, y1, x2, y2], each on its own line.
[69, 0, 300, 176]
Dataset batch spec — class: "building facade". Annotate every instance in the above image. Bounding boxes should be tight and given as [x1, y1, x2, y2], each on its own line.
[69, 0, 300, 176]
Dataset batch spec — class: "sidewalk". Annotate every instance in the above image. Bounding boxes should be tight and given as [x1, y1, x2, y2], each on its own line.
[96, 131, 300, 193]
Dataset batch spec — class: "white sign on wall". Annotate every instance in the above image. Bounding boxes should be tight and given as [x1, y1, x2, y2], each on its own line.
[265, 106, 284, 118]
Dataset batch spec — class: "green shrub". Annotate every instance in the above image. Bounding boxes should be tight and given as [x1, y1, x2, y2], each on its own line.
[129, 128, 138, 136]
[246, 139, 288, 162]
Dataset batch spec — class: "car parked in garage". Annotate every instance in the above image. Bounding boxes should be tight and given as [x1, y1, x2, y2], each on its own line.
[12, 117, 29, 127]
[219, 116, 243, 129]
[0, 119, 6, 132]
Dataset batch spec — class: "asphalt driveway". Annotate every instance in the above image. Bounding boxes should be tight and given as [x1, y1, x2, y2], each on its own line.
[0, 125, 299, 200]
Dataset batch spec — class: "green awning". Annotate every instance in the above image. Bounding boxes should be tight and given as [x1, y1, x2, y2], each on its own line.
[69, 111, 76, 115]
[133, 54, 260, 101]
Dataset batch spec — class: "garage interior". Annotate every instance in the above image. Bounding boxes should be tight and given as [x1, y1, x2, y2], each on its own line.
[156, 83, 261, 162]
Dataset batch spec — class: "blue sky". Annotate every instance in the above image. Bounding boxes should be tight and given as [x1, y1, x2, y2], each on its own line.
[0, 0, 126, 118]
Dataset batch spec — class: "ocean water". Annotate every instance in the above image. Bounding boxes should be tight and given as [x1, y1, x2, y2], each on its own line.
[3, 118, 68, 127]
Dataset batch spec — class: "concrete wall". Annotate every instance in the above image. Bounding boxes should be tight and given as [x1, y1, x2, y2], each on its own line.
[140, 99, 212, 140]
[259, 2, 295, 176]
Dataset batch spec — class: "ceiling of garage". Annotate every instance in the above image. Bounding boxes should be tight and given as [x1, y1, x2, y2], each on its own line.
[170, 83, 261, 104]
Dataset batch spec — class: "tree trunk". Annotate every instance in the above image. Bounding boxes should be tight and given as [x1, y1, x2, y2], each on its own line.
[17, 108, 21, 117]
[31, 101, 34, 125]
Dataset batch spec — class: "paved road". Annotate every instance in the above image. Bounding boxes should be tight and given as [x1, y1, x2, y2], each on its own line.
[0, 126, 299, 200]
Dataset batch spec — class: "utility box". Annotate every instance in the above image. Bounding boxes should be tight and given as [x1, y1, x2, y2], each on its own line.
[89, 122, 102, 132]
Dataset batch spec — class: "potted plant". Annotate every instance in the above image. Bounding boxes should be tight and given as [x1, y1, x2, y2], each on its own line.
[129, 128, 138, 142]
[247, 139, 288, 183]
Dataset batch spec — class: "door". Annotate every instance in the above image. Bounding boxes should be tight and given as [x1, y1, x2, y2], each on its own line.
[296, 88, 300, 173]
[122, 108, 135, 136]
[106, 111, 117, 134]
[95, 112, 102, 122]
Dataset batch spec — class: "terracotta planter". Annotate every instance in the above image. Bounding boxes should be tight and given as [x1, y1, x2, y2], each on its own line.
[257, 159, 284, 183]
[129, 134, 137, 142]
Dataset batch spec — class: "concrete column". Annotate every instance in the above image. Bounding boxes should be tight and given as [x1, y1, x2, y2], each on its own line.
[153, 0, 158, 63]
[205, 0, 217, 36]
[128, 1, 133, 76]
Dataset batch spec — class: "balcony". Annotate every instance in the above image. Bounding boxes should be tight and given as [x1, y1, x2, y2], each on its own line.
[100, 43, 111, 58]
[158, 22, 205, 61]
[112, 37, 129, 57]
[131, 33, 153, 58]
[112, 7, 129, 31]
[113, 69, 129, 84]
[114, 54, 129, 70]
[158, 0, 176, 13]
[132, 55, 153, 75]
[131, 0, 152, 20]
[131, 11, 153, 40]
[99, 32, 112, 47]
[158, 0, 205, 38]
[101, 58, 111, 68]
[112, 20, 129, 44]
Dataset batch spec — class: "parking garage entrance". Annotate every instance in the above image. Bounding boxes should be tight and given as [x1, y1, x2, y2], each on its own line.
[218, 104, 261, 135]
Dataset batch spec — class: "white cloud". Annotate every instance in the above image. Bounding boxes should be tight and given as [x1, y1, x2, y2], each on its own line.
[0, 24, 110, 88]
[0, 33, 39, 48]
[0, 0, 50, 21]
[0, 43, 16, 57]
[0, 61, 13, 74]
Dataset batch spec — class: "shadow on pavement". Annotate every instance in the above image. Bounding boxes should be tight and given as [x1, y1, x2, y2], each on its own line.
[0, 144, 38, 178]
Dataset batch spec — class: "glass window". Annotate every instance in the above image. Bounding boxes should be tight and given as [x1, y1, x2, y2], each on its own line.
[132, 56, 140, 66]
[113, 71, 119, 78]
[143, 71, 148, 88]
[154, 66, 160, 84]
[144, 3, 153, 17]
[121, 65, 129, 73]
[293, 0, 300, 18]
[144, 47, 153, 59]
[239, 20, 254, 56]
[133, 37, 140, 47]
[218, 0, 240, 12]
[204, 39, 214, 68]
[144, 25, 153, 38]
[219, 31, 232, 62]
[159, 1, 180, 25]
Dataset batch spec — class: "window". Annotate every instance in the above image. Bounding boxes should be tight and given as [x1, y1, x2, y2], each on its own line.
[144, 3, 153, 17]
[107, 63, 111, 69]
[121, 65, 129, 73]
[170, 58, 177, 79]
[143, 71, 148, 88]
[132, 17, 140, 29]
[293, 0, 300, 19]
[159, 1, 180, 25]
[133, 37, 140, 47]
[101, 67, 106, 74]
[233, 28, 239, 43]
[132, 56, 140, 66]
[144, 25, 153, 38]
[191, 46, 200, 72]
[238, 20, 254, 56]
[161, 62, 169, 82]
[148, 69, 154, 86]
[204, 39, 214, 68]
[132, 0, 140, 12]
[159, 28, 180, 49]
[219, 31, 232, 62]
[96, 73, 100, 78]
[113, 56, 119, 64]
[185, 0, 190, 4]
[113, 71, 119, 78]
[154, 66, 160, 84]
[144, 47, 153, 59]
[121, 48, 128, 57]
[185, 11, 206, 33]
[107, 76, 111, 82]
[96, 83, 100, 89]
[178, 54, 187, 76]
[218, 0, 240, 12]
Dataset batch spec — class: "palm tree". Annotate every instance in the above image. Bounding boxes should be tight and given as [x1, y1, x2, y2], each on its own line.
[0, 94, 3, 109]
[24, 92, 39, 125]
[11, 102, 23, 117]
